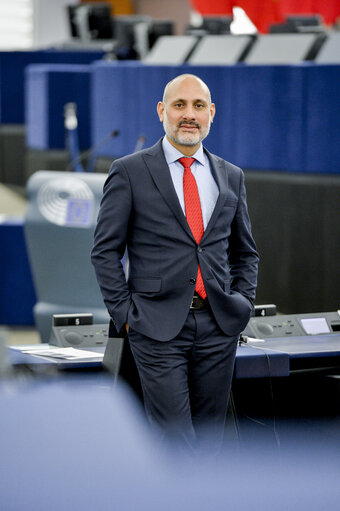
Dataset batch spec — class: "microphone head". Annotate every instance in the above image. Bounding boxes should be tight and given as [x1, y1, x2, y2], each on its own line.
[110, 130, 120, 138]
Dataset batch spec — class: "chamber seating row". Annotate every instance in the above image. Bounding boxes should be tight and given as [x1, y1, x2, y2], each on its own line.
[144, 32, 340, 65]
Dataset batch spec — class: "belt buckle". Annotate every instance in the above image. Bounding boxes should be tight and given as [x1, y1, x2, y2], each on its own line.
[190, 296, 197, 309]
[190, 295, 200, 310]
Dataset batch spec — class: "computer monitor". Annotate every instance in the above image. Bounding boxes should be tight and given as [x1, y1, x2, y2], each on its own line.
[68, 3, 113, 40]
[286, 15, 323, 30]
[270, 15, 324, 34]
[201, 16, 233, 34]
[187, 16, 232, 36]
[113, 17, 174, 60]
[148, 20, 174, 48]
[113, 15, 151, 58]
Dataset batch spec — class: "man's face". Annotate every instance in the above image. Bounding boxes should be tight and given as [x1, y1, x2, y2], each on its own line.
[157, 76, 215, 155]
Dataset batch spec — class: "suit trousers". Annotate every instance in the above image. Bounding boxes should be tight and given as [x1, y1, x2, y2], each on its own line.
[128, 307, 238, 455]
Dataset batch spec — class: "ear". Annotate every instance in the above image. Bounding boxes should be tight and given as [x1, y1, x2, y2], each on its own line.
[210, 103, 216, 123]
[157, 101, 165, 122]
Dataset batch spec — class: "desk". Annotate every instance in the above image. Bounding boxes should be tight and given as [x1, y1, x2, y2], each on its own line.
[9, 334, 340, 379]
[234, 345, 289, 379]
[237, 334, 340, 377]
[249, 334, 340, 374]
[8, 343, 281, 378]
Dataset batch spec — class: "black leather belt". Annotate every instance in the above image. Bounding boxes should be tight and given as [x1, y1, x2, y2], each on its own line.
[190, 294, 208, 310]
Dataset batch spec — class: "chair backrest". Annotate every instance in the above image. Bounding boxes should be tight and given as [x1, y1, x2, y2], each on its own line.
[315, 32, 340, 63]
[143, 35, 198, 64]
[24, 171, 110, 342]
[245, 33, 319, 64]
[188, 35, 253, 65]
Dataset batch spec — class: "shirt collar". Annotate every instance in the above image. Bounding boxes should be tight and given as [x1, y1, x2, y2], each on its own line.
[162, 136, 205, 166]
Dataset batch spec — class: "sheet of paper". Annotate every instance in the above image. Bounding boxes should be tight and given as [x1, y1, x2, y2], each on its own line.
[16, 345, 103, 360]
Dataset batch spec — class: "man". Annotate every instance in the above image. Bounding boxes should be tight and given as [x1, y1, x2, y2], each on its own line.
[91, 74, 259, 453]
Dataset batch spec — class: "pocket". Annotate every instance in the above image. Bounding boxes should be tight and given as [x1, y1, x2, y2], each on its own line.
[229, 290, 253, 315]
[130, 277, 161, 293]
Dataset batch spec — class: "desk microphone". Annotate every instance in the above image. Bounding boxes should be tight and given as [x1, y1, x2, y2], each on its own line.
[66, 129, 120, 172]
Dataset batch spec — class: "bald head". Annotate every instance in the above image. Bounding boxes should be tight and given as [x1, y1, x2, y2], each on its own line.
[157, 73, 216, 156]
[162, 74, 212, 106]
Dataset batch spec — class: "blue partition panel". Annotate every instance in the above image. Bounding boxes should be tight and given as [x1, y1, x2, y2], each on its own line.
[26, 64, 92, 150]
[231, 65, 306, 171]
[0, 218, 36, 325]
[0, 49, 104, 124]
[305, 64, 340, 173]
[91, 61, 142, 158]
[89, 62, 340, 173]
[91, 63, 237, 160]
[136, 64, 305, 170]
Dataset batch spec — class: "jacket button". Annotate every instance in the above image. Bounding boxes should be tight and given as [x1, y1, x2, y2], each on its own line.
[197, 247, 202, 253]
[190, 278, 196, 284]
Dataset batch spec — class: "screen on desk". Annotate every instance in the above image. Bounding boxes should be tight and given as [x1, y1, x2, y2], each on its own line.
[300, 317, 330, 335]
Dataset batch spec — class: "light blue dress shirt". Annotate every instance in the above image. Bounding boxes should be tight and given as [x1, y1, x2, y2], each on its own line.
[162, 137, 219, 230]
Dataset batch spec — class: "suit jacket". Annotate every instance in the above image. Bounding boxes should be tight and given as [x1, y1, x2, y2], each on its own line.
[91, 138, 259, 341]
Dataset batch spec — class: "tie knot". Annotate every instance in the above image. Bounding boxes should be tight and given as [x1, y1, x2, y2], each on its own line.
[178, 157, 195, 170]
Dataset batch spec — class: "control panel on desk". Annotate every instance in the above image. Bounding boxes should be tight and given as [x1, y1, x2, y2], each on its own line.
[49, 324, 109, 348]
[243, 311, 340, 339]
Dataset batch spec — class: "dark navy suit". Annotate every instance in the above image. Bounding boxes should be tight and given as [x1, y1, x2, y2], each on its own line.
[92, 138, 258, 451]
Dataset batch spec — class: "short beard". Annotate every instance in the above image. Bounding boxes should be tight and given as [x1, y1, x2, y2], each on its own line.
[163, 118, 210, 147]
[166, 130, 201, 147]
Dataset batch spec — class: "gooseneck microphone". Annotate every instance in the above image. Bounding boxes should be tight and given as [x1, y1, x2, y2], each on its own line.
[66, 129, 120, 172]
[64, 102, 120, 172]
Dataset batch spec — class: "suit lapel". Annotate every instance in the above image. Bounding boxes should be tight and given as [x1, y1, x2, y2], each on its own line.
[142, 140, 195, 241]
[201, 150, 229, 242]
[142, 141, 229, 244]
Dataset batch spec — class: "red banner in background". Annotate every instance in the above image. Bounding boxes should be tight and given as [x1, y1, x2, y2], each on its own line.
[190, 0, 340, 32]
[278, 0, 340, 25]
[237, 1, 282, 32]
[190, 0, 233, 15]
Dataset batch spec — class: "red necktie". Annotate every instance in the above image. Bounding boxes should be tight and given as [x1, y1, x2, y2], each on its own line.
[179, 157, 207, 299]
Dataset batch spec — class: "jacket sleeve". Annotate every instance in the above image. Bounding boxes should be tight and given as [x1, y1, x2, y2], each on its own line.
[228, 169, 259, 303]
[91, 160, 132, 333]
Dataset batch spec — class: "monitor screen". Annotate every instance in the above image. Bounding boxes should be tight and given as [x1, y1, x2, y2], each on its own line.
[201, 16, 232, 34]
[68, 3, 113, 40]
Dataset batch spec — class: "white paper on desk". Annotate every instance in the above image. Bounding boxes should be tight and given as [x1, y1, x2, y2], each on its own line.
[11, 344, 52, 353]
[300, 317, 330, 335]
[20, 347, 103, 360]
